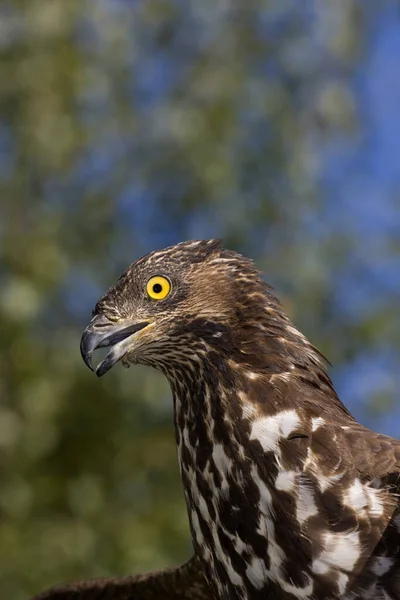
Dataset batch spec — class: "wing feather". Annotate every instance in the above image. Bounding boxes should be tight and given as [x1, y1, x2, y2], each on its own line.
[31, 556, 210, 600]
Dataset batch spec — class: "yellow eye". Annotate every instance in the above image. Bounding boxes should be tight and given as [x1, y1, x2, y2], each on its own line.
[147, 276, 171, 300]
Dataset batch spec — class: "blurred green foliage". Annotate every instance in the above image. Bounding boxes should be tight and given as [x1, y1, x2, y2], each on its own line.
[0, 1, 399, 599]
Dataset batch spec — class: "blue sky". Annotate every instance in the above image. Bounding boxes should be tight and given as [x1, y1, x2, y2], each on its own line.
[320, 4, 400, 434]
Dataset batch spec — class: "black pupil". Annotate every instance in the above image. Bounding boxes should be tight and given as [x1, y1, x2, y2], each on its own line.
[152, 283, 162, 294]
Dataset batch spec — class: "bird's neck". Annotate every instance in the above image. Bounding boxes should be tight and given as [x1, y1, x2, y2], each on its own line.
[167, 317, 342, 442]
[167, 321, 342, 481]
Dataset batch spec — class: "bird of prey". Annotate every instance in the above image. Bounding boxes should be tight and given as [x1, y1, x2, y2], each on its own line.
[36, 240, 400, 600]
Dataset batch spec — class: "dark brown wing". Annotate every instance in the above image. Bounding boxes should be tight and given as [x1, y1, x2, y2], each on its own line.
[343, 424, 400, 484]
[31, 556, 211, 600]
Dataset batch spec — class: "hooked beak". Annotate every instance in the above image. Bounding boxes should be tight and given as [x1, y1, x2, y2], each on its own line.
[80, 314, 150, 377]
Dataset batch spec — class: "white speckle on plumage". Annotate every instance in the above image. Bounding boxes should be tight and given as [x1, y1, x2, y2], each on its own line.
[251, 465, 274, 514]
[317, 469, 345, 493]
[268, 536, 286, 577]
[367, 486, 385, 517]
[212, 443, 233, 476]
[311, 417, 325, 431]
[275, 470, 297, 492]
[250, 410, 301, 453]
[241, 403, 258, 420]
[270, 372, 292, 383]
[198, 495, 211, 521]
[371, 556, 393, 576]
[343, 479, 385, 518]
[191, 509, 204, 546]
[182, 427, 194, 458]
[343, 479, 369, 514]
[279, 575, 314, 599]
[337, 572, 349, 595]
[247, 371, 259, 380]
[296, 480, 318, 524]
[313, 530, 361, 574]
[226, 562, 243, 587]
[246, 557, 268, 589]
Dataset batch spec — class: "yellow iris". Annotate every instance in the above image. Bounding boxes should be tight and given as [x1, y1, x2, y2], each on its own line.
[146, 276, 171, 300]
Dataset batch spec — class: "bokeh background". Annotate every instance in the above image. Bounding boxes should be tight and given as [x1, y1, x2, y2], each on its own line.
[1, 1, 400, 598]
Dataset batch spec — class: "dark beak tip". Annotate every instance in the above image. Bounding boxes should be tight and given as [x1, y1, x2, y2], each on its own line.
[80, 332, 95, 372]
[84, 354, 94, 372]
[95, 360, 111, 377]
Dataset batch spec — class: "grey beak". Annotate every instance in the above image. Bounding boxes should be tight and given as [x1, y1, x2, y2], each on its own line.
[80, 314, 149, 376]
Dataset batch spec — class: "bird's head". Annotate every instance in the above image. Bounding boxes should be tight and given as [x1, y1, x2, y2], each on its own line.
[80, 239, 285, 377]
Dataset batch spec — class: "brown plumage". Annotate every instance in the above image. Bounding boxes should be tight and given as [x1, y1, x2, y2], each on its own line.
[31, 557, 210, 599]
[34, 240, 400, 600]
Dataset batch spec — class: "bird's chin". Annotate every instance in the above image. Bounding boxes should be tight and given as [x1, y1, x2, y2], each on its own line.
[80, 314, 153, 377]
[121, 356, 131, 368]
[121, 354, 138, 369]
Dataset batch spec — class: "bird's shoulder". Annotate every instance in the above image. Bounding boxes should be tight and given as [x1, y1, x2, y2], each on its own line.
[233, 372, 400, 598]
[240, 367, 400, 485]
